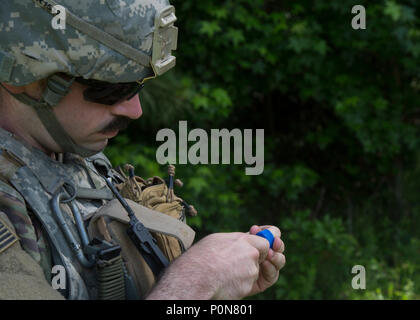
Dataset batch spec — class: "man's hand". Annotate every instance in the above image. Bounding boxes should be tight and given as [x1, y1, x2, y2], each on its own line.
[210, 225, 285, 299]
[247, 225, 286, 296]
[146, 225, 285, 300]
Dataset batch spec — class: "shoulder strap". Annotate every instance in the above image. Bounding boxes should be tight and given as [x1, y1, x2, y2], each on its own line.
[90, 198, 195, 251]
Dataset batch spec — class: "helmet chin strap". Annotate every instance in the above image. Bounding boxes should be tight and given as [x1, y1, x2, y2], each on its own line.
[1, 75, 101, 158]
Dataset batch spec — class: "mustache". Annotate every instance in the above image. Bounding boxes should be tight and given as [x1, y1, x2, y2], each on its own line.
[99, 116, 132, 134]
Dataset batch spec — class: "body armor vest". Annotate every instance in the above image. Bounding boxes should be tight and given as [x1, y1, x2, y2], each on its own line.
[0, 127, 126, 299]
[0, 128, 195, 299]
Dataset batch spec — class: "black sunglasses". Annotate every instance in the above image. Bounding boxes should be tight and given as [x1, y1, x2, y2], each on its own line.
[75, 77, 144, 105]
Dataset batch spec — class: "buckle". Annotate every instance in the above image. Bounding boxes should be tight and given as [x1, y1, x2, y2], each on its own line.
[42, 74, 75, 106]
[151, 5, 178, 76]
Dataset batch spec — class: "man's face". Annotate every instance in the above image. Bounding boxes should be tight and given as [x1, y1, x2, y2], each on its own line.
[53, 80, 143, 152]
[0, 78, 143, 155]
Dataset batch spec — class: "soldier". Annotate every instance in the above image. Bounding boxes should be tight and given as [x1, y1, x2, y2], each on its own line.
[0, 0, 285, 300]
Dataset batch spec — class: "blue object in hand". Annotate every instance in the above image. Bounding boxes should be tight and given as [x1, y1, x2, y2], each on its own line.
[256, 229, 274, 249]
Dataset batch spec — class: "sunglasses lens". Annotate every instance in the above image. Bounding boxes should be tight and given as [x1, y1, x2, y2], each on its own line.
[76, 78, 144, 105]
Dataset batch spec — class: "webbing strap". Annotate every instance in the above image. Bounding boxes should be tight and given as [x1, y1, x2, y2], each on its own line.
[91, 199, 195, 251]
[0, 76, 101, 158]
[32, 0, 151, 68]
[31, 100, 76, 152]
[76, 187, 114, 200]
[0, 51, 15, 82]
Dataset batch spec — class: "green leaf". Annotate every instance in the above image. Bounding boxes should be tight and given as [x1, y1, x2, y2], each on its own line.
[199, 21, 222, 37]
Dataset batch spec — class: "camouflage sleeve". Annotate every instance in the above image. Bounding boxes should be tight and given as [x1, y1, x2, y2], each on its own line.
[0, 179, 42, 263]
[0, 212, 64, 300]
[0, 179, 64, 300]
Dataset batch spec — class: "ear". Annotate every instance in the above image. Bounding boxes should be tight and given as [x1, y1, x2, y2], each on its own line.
[1, 80, 47, 100]
[0, 82, 26, 94]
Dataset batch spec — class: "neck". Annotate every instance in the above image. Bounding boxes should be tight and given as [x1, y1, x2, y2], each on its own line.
[0, 97, 55, 158]
[0, 123, 54, 158]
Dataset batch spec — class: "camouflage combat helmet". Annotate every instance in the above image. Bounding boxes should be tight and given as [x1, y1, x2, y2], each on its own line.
[0, 0, 178, 157]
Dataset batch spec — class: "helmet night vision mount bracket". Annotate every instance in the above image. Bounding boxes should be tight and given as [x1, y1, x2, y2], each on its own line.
[151, 5, 178, 77]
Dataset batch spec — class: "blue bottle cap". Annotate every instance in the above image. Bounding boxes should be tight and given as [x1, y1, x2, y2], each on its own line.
[256, 229, 274, 249]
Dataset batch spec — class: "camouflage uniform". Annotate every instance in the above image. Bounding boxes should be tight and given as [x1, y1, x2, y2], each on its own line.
[0, 127, 121, 299]
[0, 167, 62, 300]
[0, 0, 187, 299]
[0, 212, 64, 300]
[0, 149, 92, 300]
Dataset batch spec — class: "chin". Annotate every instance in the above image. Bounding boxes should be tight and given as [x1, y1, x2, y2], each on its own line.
[87, 139, 109, 152]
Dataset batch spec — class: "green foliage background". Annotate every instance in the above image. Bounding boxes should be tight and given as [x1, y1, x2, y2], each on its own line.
[106, 0, 420, 299]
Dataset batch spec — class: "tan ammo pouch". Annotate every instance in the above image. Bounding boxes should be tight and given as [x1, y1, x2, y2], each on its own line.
[88, 198, 195, 298]
[139, 182, 186, 261]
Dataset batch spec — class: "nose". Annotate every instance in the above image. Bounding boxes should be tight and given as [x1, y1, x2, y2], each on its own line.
[110, 94, 143, 119]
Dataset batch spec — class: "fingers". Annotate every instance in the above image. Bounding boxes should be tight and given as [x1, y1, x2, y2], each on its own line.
[209, 226, 285, 271]
[204, 232, 272, 265]
[268, 252, 286, 271]
[249, 250, 286, 296]
[261, 252, 285, 281]
[257, 252, 286, 290]
[260, 259, 280, 283]
[245, 234, 271, 264]
[274, 237, 285, 254]
[249, 225, 285, 275]
[249, 225, 284, 252]
[250, 225, 281, 238]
